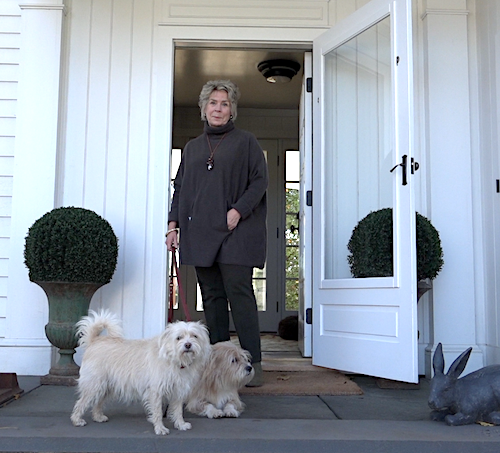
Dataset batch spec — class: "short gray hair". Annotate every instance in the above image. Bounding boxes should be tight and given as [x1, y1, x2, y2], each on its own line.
[198, 80, 240, 121]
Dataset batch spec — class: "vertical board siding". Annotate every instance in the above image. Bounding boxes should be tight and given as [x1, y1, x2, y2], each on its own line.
[123, 1, 155, 336]
[84, 0, 112, 213]
[62, 0, 91, 207]
[476, 0, 500, 356]
[63, 0, 156, 338]
[101, 0, 134, 319]
[0, 0, 20, 337]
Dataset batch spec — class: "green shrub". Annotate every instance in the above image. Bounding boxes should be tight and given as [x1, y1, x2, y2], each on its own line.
[24, 207, 118, 283]
[347, 208, 444, 281]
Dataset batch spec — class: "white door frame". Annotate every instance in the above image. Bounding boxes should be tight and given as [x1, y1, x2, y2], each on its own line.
[155, 26, 321, 338]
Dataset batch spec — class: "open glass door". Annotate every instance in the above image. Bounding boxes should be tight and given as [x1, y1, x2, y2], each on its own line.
[312, 0, 418, 382]
[299, 52, 312, 357]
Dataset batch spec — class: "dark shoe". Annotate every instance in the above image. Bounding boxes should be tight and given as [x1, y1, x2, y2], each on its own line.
[246, 362, 263, 387]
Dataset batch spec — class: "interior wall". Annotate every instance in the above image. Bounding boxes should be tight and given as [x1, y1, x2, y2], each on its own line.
[173, 107, 298, 147]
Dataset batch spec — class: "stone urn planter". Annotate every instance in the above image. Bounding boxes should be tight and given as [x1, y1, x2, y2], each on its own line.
[347, 208, 444, 301]
[24, 207, 118, 385]
[36, 281, 105, 379]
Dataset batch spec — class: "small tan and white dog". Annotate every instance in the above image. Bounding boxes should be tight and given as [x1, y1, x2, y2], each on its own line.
[70, 310, 211, 435]
[186, 341, 254, 418]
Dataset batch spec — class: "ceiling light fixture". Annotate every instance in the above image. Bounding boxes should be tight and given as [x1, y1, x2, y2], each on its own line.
[257, 59, 301, 84]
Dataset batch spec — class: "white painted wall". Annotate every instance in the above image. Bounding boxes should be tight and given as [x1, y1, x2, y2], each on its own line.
[419, 0, 485, 374]
[475, 0, 500, 364]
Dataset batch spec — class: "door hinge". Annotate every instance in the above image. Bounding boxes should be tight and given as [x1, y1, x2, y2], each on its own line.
[306, 77, 312, 92]
[306, 190, 312, 206]
[306, 308, 312, 324]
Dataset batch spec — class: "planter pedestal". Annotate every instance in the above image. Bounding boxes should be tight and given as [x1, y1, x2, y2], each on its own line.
[35, 281, 104, 385]
[417, 280, 432, 301]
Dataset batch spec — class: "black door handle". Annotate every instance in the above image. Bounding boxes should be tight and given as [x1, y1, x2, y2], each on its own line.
[390, 154, 408, 186]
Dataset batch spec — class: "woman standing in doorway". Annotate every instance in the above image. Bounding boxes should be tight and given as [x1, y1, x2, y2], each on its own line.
[166, 80, 268, 387]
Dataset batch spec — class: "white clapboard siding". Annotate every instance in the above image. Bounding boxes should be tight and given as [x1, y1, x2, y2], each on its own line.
[0, 1, 20, 337]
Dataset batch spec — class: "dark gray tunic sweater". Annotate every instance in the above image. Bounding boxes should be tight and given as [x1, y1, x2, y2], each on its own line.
[168, 121, 268, 268]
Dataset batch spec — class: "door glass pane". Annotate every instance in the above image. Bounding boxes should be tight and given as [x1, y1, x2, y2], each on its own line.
[324, 16, 392, 280]
[252, 268, 266, 311]
[285, 150, 300, 311]
[253, 149, 267, 311]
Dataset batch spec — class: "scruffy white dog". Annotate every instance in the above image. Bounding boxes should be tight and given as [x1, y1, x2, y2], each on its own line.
[70, 310, 211, 435]
[186, 341, 254, 418]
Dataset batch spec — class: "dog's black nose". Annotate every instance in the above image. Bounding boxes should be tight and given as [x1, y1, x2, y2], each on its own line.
[246, 365, 253, 373]
[185, 342, 192, 349]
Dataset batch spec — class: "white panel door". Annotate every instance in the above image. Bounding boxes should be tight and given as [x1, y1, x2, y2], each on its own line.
[298, 52, 312, 357]
[312, 0, 418, 382]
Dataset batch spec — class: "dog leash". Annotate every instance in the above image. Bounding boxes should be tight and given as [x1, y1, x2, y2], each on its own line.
[168, 247, 191, 322]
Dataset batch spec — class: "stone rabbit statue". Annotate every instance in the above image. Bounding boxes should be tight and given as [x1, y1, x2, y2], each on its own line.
[428, 342, 500, 426]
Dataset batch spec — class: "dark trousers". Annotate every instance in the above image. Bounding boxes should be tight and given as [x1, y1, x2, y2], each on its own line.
[195, 263, 261, 363]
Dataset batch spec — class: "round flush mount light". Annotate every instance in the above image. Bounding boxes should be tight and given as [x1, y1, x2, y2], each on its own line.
[257, 59, 301, 84]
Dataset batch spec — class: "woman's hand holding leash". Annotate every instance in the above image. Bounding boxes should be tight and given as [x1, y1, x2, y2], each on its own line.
[165, 222, 179, 251]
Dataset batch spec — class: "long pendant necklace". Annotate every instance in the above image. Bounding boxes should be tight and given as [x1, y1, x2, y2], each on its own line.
[206, 132, 227, 171]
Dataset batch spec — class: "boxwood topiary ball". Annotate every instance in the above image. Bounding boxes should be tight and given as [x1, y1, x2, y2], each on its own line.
[24, 207, 118, 283]
[347, 208, 443, 281]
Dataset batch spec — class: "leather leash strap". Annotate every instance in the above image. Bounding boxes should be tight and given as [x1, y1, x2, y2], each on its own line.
[168, 247, 191, 322]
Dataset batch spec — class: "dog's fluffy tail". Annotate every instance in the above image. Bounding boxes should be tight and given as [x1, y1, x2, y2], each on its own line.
[76, 309, 123, 348]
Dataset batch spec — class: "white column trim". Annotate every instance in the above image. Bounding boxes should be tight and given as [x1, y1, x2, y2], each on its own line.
[420, 0, 484, 375]
[7, 2, 65, 375]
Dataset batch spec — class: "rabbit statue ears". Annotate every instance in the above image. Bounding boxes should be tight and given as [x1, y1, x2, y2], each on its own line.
[433, 342, 473, 378]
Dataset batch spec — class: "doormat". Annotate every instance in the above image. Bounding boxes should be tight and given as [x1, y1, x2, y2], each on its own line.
[240, 370, 363, 396]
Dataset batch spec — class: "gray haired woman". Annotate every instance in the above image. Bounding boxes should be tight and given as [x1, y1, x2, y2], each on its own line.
[166, 80, 268, 387]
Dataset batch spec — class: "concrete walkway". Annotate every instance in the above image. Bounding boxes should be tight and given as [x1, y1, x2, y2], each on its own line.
[1, 375, 500, 452]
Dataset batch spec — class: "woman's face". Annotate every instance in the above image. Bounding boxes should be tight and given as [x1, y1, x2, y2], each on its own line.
[205, 89, 231, 127]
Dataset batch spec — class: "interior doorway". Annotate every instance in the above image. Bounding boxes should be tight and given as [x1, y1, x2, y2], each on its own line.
[170, 45, 306, 334]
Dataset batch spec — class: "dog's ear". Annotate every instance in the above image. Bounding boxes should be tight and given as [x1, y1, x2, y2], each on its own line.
[195, 321, 210, 343]
[158, 324, 174, 359]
